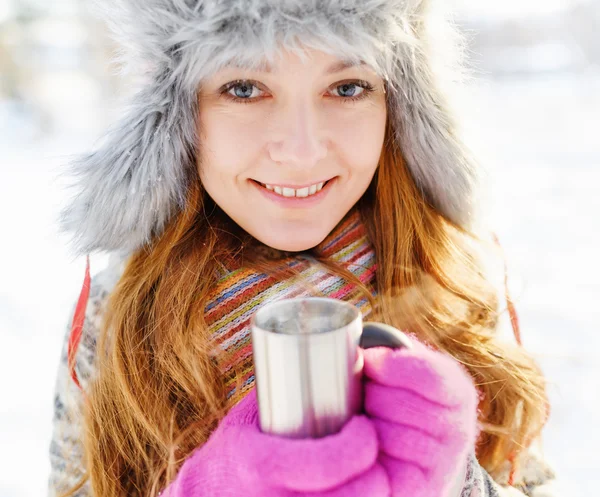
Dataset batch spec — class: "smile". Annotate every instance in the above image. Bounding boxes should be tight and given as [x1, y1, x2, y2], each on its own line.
[250, 178, 336, 207]
[257, 180, 331, 198]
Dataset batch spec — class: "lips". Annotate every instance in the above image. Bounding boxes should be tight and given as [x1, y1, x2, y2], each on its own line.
[255, 180, 331, 198]
[251, 177, 335, 207]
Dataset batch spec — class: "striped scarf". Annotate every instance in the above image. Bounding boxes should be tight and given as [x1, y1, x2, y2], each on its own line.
[204, 206, 378, 404]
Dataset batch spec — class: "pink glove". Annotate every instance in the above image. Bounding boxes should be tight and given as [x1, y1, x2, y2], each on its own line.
[163, 387, 391, 497]
[362, 336, 479, 497]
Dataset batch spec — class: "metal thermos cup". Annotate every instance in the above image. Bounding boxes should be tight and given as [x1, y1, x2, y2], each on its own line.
[251, 297, 411, 438]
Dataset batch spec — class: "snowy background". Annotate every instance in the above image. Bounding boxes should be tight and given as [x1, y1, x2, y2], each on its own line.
[1, 0, 599, 495]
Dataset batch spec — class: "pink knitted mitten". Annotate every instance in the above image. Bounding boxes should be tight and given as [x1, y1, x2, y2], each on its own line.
[164, 388, 391, 497]
[362, 337, 479, 497]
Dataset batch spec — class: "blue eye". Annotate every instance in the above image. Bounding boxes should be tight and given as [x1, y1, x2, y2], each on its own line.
[233, 84, 251, 98]
[220, 79, 375, 104]
[227, 81, 261, 99]
[330, 81, 375, 103]
[333, 83, 363, 98]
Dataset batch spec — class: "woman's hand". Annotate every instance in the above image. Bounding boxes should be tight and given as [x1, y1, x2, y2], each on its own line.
[164, 387, 391, 497]
[362, 336, 479, 497]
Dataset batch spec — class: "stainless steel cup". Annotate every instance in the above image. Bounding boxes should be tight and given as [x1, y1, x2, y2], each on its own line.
[251, 297, 411, 438]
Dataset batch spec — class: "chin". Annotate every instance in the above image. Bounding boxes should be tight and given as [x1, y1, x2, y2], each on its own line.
[251, 227, 330, 253]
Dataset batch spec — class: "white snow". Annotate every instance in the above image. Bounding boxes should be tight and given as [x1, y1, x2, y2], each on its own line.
[460, 71, 600, 496]
[449, 0, 591, 20]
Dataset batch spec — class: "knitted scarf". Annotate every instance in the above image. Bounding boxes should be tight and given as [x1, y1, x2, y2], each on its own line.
[204, 206, 378, 405]
[67, 204, 524, 407]
[67, 205, 378, 397]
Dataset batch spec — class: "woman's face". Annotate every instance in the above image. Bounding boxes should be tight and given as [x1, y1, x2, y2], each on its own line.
[197, 47, 387, 251]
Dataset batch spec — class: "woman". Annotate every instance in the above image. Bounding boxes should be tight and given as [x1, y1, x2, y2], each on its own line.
[49, 0, 558, 496]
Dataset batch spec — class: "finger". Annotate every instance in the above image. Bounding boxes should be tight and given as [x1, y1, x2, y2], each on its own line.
[362, 346, 476, 408]
[379, 452, 467, 497]
[245, 415, 379, 492]
[286, 462, 391, 497]
[378, 453, 429, 497]
[364, 382, 477, 444]
[371, 417, 447, 471]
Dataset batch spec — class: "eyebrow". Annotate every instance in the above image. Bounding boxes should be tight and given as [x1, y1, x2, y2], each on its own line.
[238, 59, 367, 74]
[324, 60, 368, 74]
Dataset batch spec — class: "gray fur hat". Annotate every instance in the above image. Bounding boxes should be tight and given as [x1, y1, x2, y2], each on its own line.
[58, 0, 482, 256]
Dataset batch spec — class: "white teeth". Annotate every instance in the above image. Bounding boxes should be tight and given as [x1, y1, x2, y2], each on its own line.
[261, 180, 329, 198]
[295, 187, 310, 198]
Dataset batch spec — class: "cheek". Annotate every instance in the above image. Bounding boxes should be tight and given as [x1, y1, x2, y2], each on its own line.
[198, 109, 266, 176]
[326, 107, 386, 174]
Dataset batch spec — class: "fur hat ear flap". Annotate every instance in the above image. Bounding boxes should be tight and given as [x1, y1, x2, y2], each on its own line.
[386, 63, 480, 230]
[58, 72, 197, 256]
[383, 0, 481, 230]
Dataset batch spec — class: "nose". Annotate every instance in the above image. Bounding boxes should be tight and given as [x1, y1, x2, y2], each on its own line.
[267, 99, 328, 169]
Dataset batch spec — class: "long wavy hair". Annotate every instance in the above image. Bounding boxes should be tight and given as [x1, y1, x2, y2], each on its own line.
[62, 117, 549, 496]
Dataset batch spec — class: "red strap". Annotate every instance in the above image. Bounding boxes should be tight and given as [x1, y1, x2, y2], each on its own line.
[491, 233, 522, 346]
[491, 233, 552, 486]
[67, 255, 91, 390]
[491, 232, 521, 486]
